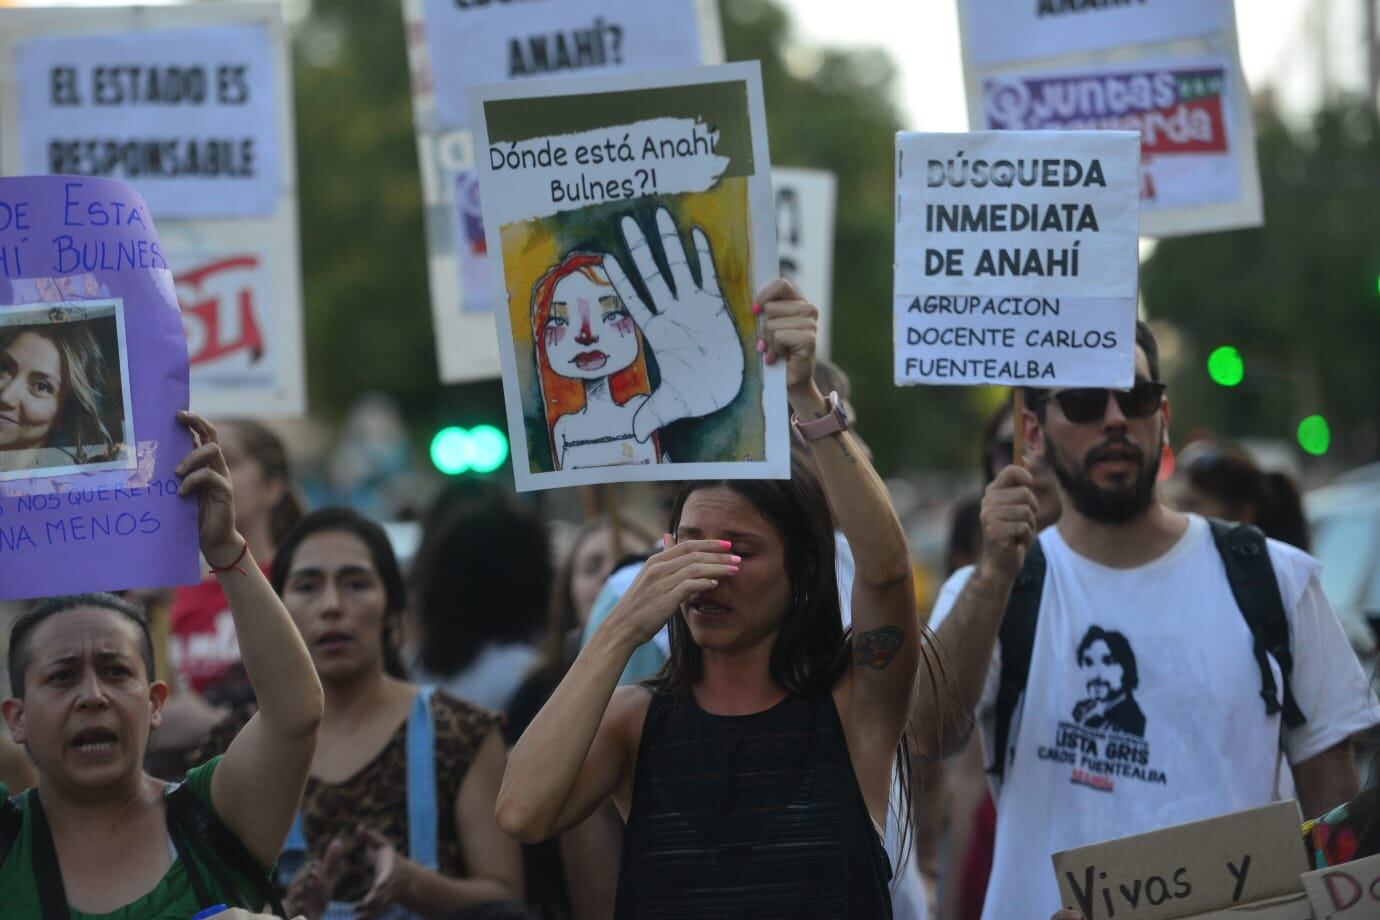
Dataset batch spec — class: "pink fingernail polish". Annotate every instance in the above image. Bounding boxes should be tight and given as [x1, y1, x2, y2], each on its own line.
[756, 339, 766, 353]
[751, 302, 762, 315]
[730, 555, 742, 564]
[727, 565, 740, 574]
[719, 540, 733, 549]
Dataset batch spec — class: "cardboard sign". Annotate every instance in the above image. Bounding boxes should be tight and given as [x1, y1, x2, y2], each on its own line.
[1191, 894, 1314, 920]
[14, 23, 279, 220]
[772, 168, 836, 359]
[0, 176, 199, 600]
[1303, 852, 1380, 919]
[961, 0, 1232, 67]
[1052, 801, 1309, 920]
[893, 130, 1139, 388]
[0, 4, 307, 417]
[469, 63, 787, 491]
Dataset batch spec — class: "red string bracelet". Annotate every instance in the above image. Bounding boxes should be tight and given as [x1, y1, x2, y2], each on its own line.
[208, 541, 250, 576]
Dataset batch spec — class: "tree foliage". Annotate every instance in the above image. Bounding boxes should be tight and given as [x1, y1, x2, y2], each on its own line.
[1141, 102, 1380, 464]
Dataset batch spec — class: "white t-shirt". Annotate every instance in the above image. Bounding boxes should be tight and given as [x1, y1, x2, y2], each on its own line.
[929, 514, 1380, 920]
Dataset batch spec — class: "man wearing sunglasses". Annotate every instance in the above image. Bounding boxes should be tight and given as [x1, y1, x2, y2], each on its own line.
[913, 322, 1379, 919]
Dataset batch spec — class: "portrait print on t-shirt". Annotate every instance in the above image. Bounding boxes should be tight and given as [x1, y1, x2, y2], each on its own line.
[1072, 626, 1145, 736]
[1038, 625, 1166, 793]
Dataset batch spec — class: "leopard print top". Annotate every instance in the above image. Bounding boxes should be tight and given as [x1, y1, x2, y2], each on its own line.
[193, 689, 502, 903]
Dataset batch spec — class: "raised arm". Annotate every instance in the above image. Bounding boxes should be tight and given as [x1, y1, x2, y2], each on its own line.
[757, 279, 918, 777]
[496, 539, 738, 842]
[174, 411, 324, 867]
[912, 464, 1037, 759]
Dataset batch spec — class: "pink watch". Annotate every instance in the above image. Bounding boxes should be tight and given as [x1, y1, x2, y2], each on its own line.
[791, 391, 849, 442]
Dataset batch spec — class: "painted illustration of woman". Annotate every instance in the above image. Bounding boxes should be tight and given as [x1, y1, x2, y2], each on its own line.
[530, 208, 745, 471]
[0, 319, 121, 474]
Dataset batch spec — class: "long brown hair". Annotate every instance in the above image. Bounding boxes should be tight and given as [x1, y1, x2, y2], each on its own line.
[648, 456, 848, 695]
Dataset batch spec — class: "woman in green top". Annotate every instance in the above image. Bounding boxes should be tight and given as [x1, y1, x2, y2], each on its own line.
[0, 411, 325, 918]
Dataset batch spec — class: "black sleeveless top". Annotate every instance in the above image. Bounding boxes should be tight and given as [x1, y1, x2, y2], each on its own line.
[614, 688, 893, 919]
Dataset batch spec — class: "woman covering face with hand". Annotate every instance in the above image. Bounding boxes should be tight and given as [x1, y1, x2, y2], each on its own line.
[0, 321, 119, 472]
[0, 411, 324, 918]
[500, 279, 944, 918]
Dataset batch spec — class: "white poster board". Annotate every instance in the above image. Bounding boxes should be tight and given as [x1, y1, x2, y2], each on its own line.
[893, 130, 1139, 388]
[958, 0, 1262, 238]
[772, 167, 836, 359]
[15, 23, 280, 219]
[0, 3, 306, 417]
[469, 62, 787, 491]
[963, 0, 1232, 67]
[404, 0, 723, 383]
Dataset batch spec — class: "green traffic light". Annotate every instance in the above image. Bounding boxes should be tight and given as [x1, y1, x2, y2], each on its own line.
[430, 424, 510, 476]
[1297, 415, 1331, 456]
[467, 424, 509, 473]
[1206, 346, 1244, 387]
[430, 426, 472, 475]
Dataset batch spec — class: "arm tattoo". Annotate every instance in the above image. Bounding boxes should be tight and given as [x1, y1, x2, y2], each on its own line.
[854, 625, 904, 671]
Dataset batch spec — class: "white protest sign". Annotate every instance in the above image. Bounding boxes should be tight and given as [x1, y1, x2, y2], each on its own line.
[421, 0, 708, 130]
[1053, 801, 1309, 920]
[0, 4, 307, 417]
[962, 0, 1233, 67]
[404, 0, 724, 383]
[163, 220, 305, 418]
[1303, 852, 1380, 919]
[468, 62, 787, 492]
[958, 0, 1262, 238]
[15, 23, 279, 220]
[773, 168, 836, 359]
[981, 57, 1244, 214]
[893, 130, 1139, 388]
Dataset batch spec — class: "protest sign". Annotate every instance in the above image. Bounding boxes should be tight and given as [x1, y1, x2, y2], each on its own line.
[961, 0, 1233, 68]
[893, 130, 1139, 388]
[420, 0, 712, 130]
[1303, 852, 1380, 920]
[405, 0, 723, 382]
[14, 23, 278, 220]
[0, 3, 306, 417]
[957, 0, 1261, 238]
[1052, 801, 1309, 920]
[983, 59, 1241, 211]
[773, 168, 836, 359]
[469, 62, 786, 491]
[0, 175, 200, 601]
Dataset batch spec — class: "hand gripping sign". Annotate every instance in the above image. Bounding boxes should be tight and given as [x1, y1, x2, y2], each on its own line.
[0, 175, 198, 600]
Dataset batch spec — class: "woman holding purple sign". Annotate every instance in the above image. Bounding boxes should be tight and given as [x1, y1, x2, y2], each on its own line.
[0, 411, 324, 917]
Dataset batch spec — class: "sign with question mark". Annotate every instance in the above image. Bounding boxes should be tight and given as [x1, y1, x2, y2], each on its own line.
[418, 0, 711, 131]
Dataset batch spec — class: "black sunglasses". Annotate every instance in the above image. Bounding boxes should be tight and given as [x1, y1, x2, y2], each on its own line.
[1037, 381, 1167, 425]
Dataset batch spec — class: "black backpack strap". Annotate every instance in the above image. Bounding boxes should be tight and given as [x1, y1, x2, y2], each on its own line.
[26, 791, 72, 920]
[1208, 518, 1306, 728]
[167, 782, 288, 917]
[0, 792, 21, 866]
[989, 538, 1047, 781]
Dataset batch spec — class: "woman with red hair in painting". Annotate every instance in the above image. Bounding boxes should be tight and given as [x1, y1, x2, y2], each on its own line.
[529, 208, 745, 471]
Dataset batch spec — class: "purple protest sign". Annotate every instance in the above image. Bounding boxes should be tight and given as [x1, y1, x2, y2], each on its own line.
[0, 175, 199, 600]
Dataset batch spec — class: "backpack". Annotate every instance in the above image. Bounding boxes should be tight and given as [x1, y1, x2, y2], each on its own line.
[988, 518, 1306, 781]
[0, 779, 286, 919]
